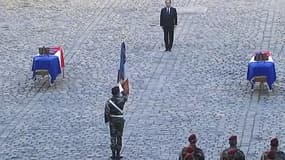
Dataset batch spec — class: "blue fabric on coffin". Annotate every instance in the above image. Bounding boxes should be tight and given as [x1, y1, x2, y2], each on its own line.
[32, 55, 61, 83]
[247, 61, 276, 89]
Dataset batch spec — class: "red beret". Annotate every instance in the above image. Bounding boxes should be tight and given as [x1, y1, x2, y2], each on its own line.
[188, 134, 197, 143]
[229, 135, 237, 141]
[270, 138, 278, 146]
[267, 150, 276, 159]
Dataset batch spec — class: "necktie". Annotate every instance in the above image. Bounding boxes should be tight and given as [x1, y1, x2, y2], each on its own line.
[168, 8, 170, 14]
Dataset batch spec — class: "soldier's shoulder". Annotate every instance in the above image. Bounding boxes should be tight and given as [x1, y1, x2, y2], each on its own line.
[277, 150, 285, 154]
[237, 148, 245, 154]
[261, 150, 268, 155]
[181, 146, 190, 153]
[276, 150, 285, 157]
[195, 148, 204, 157]
[106, 97, 113, 103]
[195, 147, 204, 153]
[110, 96, 119, 102]
[221, 148, 229, 153]
[260, 150, 271, 159]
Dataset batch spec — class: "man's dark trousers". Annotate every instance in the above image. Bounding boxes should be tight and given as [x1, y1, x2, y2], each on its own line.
[163, 26, 174, 51]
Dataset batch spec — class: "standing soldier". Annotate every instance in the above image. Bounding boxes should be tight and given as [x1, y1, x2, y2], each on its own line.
[260, 138, 285, 160]
[220, 135, 245, 160]
[179, 134, 205, 160]
[105, 85, 128, 159]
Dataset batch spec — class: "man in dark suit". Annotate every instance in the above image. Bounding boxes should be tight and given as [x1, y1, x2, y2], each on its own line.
[160, 0, 177, 52]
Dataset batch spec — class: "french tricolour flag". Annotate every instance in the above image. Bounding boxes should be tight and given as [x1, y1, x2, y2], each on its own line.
[117, 42, 129, 95]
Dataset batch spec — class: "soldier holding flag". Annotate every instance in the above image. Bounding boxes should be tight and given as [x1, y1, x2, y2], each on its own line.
[105, 41, 129, 159]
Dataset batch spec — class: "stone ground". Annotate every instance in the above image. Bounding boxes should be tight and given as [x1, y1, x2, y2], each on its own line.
[0, 0, 285, 159]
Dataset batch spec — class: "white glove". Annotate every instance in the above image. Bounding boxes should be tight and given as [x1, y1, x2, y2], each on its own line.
[118, 82, 124, 92]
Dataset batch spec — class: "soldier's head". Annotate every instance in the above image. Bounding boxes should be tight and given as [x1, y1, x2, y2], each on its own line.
[111, 86, 120, 96]
[270, 138, 278, 147]
[188, 134, 197, 144]
[267, 150, 276, 160]
[229, 135, 237, 147]
[165, 0, 171, 8]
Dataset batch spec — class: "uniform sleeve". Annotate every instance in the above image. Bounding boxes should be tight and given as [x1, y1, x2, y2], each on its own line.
[279, 152, 285, 160]
[241, 154, 246, 160]
[197, 150, 205, 160]
[121, 91, 128, 102]
[178, 150, 183, 160]
[283, 153, 285, 160]
[239, 150, 246, 160]
[194, 149, 205, 160]
[104, 101, 110, 123]
[179, 147, 187, 160]
[220, 151, 225, 160]
[260, 152, 266, 160]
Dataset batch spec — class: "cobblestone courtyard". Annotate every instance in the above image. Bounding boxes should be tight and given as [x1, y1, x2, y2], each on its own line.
[0, 0, 285, 159]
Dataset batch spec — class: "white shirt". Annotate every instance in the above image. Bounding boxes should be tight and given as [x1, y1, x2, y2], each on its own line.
[167, 7, 170, 14]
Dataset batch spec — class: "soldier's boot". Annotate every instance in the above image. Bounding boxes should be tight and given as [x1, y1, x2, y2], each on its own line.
[110, 150, 116, 159]
[116, 149, 123, 159]
[116, 136, 123, 159]
[110, 137, 117, 159]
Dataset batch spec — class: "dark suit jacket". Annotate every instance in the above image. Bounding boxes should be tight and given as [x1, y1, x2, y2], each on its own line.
[160, 7, 177, 27]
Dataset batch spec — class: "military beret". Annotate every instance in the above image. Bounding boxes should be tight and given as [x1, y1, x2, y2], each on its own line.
[188, 134, 197, 143]
[270, 138, 278, 147]
[111, 86, 120, 95]
[229, 135, 237, 142]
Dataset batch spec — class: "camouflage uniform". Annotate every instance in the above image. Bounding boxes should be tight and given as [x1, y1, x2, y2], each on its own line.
[179, 146, 205, 160]
[179, 134, 205, 160]
[105, 87, 128, 159]
[261, 150, 285, 160]
[260, 138, 285, 160]
[220, 135, 245, 160]
[220, 147, 245, 160]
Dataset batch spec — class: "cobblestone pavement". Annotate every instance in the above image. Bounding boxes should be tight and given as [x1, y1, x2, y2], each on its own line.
[0, 0, 285, 159]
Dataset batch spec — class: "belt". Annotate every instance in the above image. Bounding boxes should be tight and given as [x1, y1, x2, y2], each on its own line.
[110, 114, 124, 118]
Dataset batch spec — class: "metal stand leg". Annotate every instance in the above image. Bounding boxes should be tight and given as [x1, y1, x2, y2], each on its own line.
[251, 82, 254, 92]
[62, 68, 65, 78]
[268, 83, 272, 92]
[49, 74, 54, 86]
